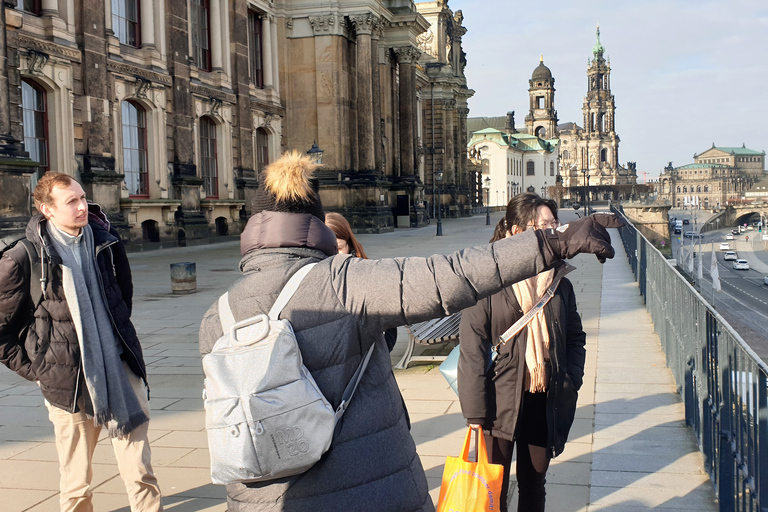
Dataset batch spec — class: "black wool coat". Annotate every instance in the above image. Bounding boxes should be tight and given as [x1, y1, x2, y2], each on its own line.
[0, 209, 146, 412]
[457, 269, 586, 458]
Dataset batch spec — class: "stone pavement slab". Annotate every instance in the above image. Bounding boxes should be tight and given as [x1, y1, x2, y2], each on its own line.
[0, 214, 719, 511]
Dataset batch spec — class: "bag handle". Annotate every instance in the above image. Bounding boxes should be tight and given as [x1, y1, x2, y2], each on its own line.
[218, 292, 236, 334]
[268, 263, 316, 320]
[460, 426, 490, 464]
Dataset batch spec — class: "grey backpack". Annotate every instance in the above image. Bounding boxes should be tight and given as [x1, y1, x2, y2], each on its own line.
[202, 263, 375, 485]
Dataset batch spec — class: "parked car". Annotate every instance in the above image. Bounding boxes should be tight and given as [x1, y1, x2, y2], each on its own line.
[720, 242, 730, 250]
[763, 276, 768, 286]
[726, 234, 734, 240]
[733, 259, 750, 270]
[724, 251, 738, 261]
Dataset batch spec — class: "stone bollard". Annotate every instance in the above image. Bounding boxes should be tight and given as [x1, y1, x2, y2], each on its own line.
[170, 262, 197, 294]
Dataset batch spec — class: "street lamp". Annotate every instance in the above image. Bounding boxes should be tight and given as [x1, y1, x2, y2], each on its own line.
[484, 176, 491, 225]
[306, 141, 324, 165]
[581, 168, 588, 217]
[541, 181, 547, 199]
[435, 169, 444, 236]
[496, 190, 499, 207]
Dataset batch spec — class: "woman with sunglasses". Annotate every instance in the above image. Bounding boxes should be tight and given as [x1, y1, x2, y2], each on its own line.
[457, 193, 586, 512]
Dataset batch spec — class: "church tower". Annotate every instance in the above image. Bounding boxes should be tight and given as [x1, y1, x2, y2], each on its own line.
[525, 56, 558, 139]
[581, 24, 620, 182]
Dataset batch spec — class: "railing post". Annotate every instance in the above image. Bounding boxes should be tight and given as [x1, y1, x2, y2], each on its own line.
[720, 354, 735, 512]
[758, 370, 768, 512]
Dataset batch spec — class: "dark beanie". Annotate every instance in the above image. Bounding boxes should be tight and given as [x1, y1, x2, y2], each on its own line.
[252, 150, 325, 221]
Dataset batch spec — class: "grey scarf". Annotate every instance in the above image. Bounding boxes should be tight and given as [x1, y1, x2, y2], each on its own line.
[50, 224, 148, 437]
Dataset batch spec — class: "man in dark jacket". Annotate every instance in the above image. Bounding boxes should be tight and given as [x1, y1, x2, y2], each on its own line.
[0, 172, 162, 511]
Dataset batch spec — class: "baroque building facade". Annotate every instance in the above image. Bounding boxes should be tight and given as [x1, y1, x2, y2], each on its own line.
[0, 0, 473, 244]
[657, 144, 766, 209]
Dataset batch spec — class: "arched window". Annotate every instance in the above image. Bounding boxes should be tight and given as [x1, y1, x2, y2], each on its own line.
[535, 126, 546, 138]
[600, 148, 607, 162]
[526, 161, 535, 176]
[121, 101, 148, 197]
[200, 116, 218, 198]
[191, 0, 211, 71]
[112, 0, 140, 47]
[677, 186, 681, 193]
[141, 219, 159, 243]
[256, 127, 269, 174]
[15, 0, 41, 15]
[550, 161, 554, 176]
[704, 185, 709, 192]
[562, 150, 570, 160]
[21, 79, 49, 188]
[697, 186, 701, 193]
[683, 186, 687, 193]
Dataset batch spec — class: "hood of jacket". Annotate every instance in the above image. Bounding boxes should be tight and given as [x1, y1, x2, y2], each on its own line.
[240, 211, 338, 257]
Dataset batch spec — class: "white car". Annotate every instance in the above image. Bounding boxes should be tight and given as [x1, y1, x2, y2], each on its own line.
[764, 276, 768, 286]
[720, 242, 730, 250]
[726, 234, 734, 240]
[733, 259, 750, 270]
[724, 251, 738, 261]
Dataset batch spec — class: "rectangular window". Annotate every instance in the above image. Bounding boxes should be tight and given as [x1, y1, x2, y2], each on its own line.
[21, 80, 49, 188]
[248, 10, 264, 88]
[16, 0, 41, 15]
[191, 0, 211, 71]
[111, 0, 140, 47]
[121, 101, 149, 197]
[200, 117, 218, 198]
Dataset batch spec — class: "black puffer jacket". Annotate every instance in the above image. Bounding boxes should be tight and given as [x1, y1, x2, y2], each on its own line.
[0, 207, 146, 412]
[457, 265, 586, 458]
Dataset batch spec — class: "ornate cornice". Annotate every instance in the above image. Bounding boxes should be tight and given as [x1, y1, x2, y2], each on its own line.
[393, 46, 422, 64]
[106, 60, 172, 86]
[309, 15, 336, 35]
[249, 98, 285, 117]
[349, 13, 378, 36]
[18, 35, 81, 62]
[190, 83, 235, 104]
[457, 107, 469, 117]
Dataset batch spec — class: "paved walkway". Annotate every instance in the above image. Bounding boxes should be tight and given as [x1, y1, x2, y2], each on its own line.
[0, 214, 718, 511]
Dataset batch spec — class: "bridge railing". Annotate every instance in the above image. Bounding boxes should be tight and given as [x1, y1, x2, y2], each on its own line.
[612, 206, 768, 512]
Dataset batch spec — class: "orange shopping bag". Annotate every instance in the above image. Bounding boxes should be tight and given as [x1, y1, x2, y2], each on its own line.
[436, 426, 504, 512]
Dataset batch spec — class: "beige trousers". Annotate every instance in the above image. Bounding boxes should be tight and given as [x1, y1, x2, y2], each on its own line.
[45, 362, 163, 512]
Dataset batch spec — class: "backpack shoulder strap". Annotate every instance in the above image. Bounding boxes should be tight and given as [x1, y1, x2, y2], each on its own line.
[268, 263, 316, 320]
[18, 239, 43, 307]
[218, 292, 236, 336]
[334, 343, 376, 423]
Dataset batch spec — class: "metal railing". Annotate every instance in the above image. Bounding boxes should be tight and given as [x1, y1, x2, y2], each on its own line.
[612, 206, 768, 512]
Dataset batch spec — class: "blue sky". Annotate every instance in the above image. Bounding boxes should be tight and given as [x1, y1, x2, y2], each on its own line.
[448, 0, 768, 180]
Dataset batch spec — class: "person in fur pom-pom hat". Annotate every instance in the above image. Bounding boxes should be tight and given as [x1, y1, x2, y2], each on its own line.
[199, 150, 621, 511]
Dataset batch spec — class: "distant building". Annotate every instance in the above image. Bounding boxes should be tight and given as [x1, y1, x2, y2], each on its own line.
[466, 25, 636, 206]
[657, 144, 766, 209]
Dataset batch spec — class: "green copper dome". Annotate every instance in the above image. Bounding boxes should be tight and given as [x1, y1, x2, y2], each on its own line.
[592, 24, 605, 55]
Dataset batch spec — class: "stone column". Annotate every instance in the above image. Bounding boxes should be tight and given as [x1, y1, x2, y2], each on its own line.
[41, 0, 58, 15]
[261, 15, 273, 88]
[394, 46, 421, 177]
[350, 14, 377, 171]
[210, 0, 223, 70]
[140, 0, 155, 48]
[458, 106, 469, 198]
[443, 99, 456, 183]
[270, 15, 279, 93]
[371, 19, 384, 173]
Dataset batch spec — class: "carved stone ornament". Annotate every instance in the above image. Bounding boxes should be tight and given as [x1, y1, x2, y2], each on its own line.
[443, 99, 456, 110]
[309, 15, 335, 35]
[350, 13, 378, 35]
[210, 97, 223, 116]
[286, 18, 293, 30]
[135, 76, 151, 99]
[393, 46, 422, 64]
[27, 50, 49, 75]
[262, 112, 279, 128]
[417, 28, 433, 53]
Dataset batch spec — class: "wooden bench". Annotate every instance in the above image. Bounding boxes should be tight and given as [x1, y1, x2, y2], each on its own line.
[394, 312, 462, 369]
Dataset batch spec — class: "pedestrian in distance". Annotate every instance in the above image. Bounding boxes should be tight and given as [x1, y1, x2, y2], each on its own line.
[198, 150, 620, 512]
[458, 192, 587, 512]
[0, 172, 163, 512]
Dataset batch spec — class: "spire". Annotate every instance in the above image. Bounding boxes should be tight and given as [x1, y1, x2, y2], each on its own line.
[592, 22, 605, 56]
[540, 54, 543, 63]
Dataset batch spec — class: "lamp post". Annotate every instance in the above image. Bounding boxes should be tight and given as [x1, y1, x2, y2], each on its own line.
[581, 168, 588, 217]
[541, 181, 547, 199]
[496, 190, 499, 207]
[435, 169, 444, 236]
[484, 176, 491, 225]
[306, 141, 324, 165]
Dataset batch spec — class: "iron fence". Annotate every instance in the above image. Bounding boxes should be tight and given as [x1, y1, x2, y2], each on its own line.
[612, 206, 768, 512]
